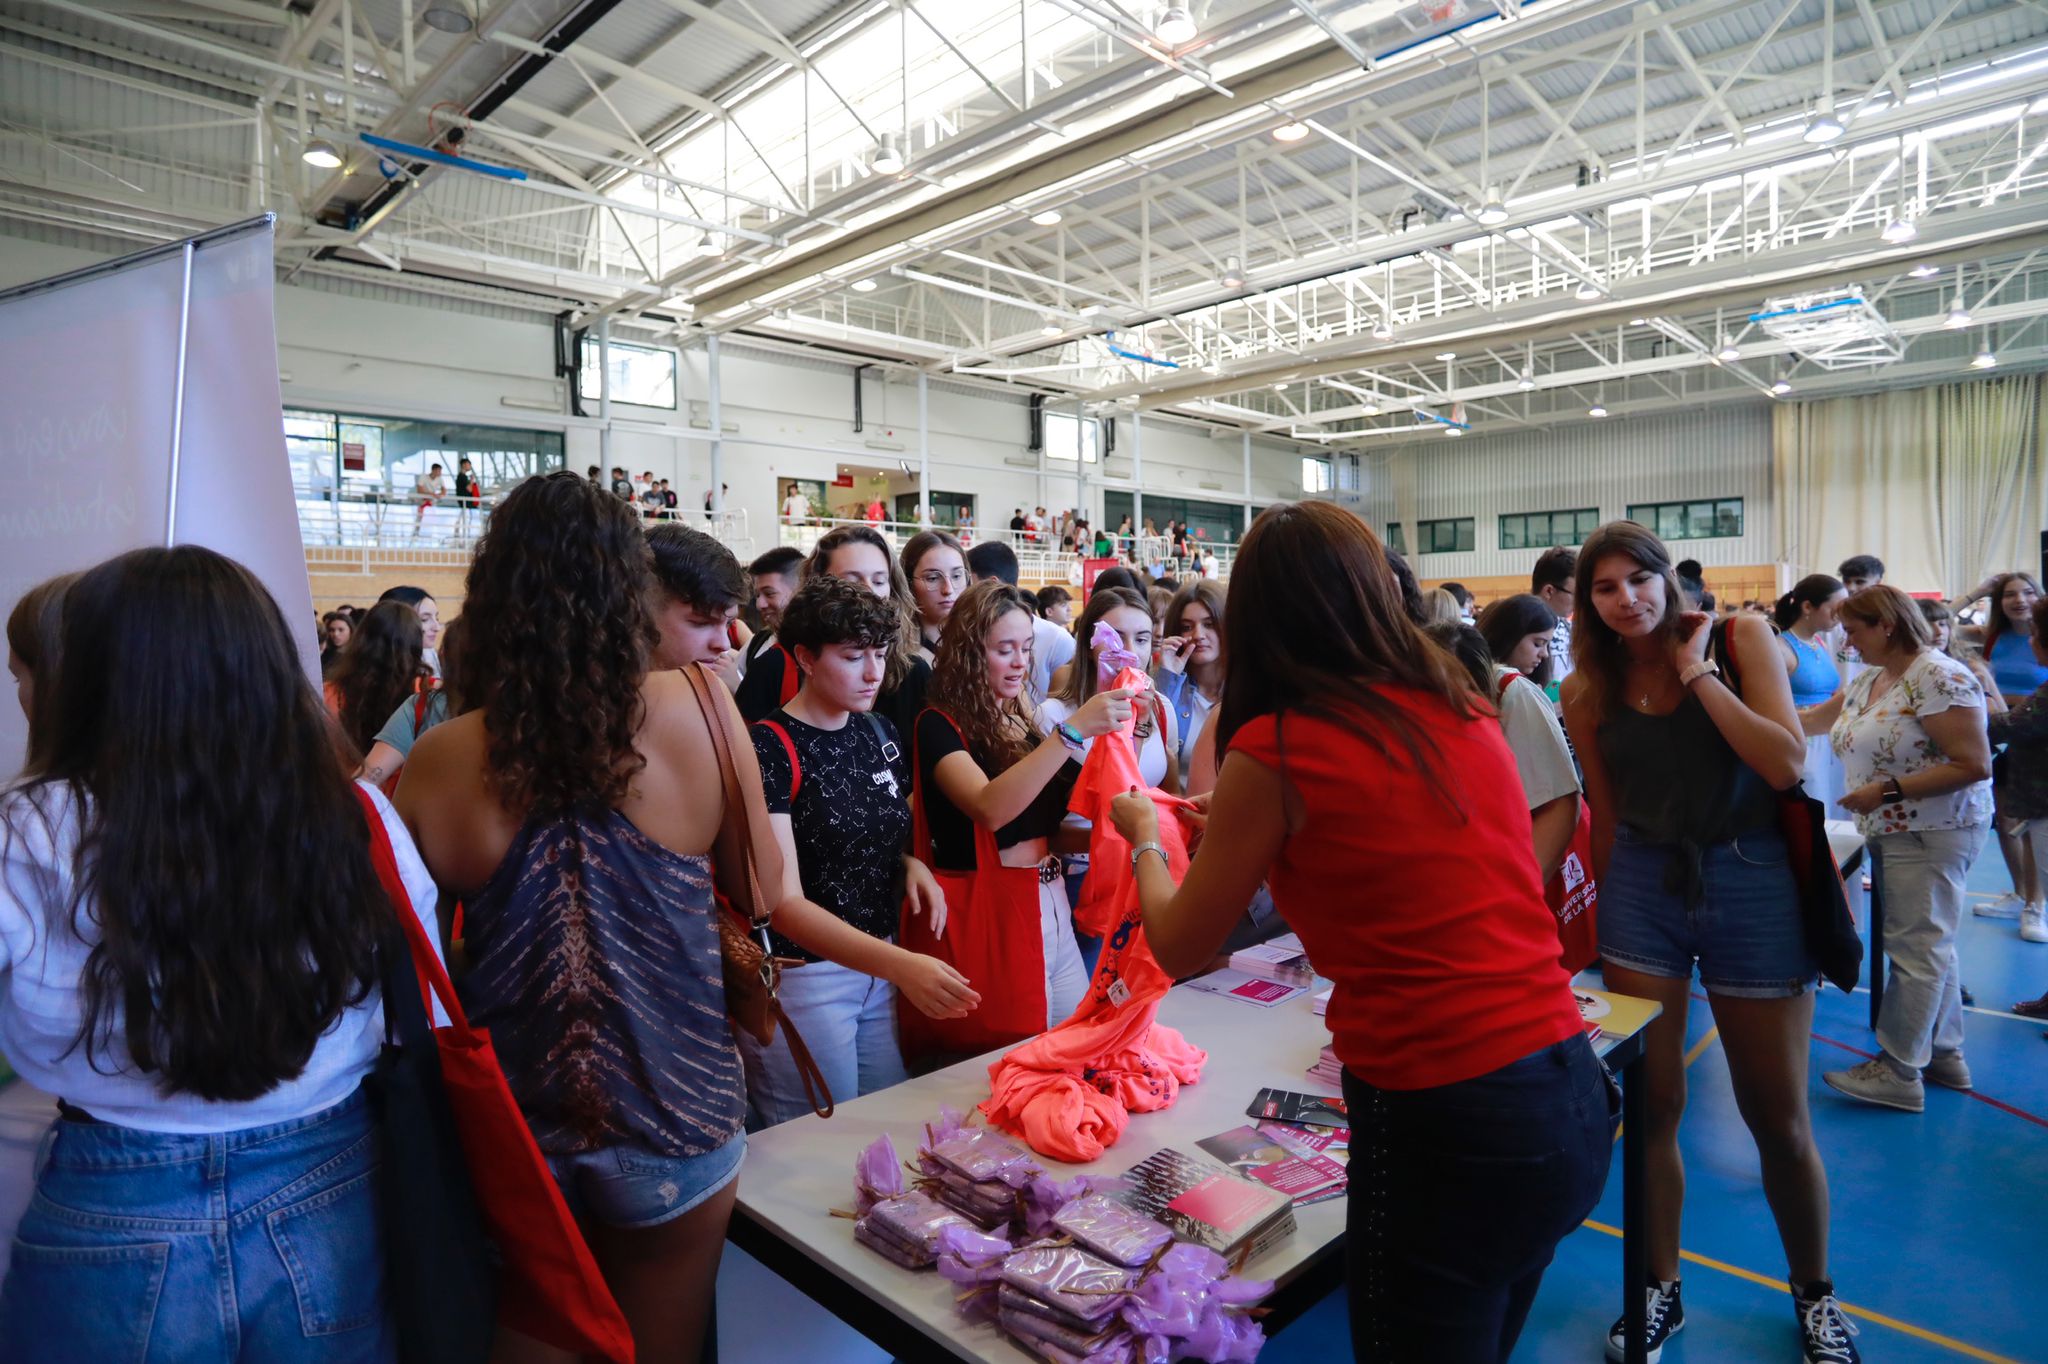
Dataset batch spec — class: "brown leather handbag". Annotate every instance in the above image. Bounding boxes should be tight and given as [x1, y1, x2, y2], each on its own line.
[681, 663, 835, 1118]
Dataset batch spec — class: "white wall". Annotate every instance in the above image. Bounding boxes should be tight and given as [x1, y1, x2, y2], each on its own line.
[1348, 405, 1777, 580]
[0, 237, 1311, 549]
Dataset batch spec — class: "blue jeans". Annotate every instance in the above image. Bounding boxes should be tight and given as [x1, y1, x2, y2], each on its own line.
[736, 956, 909, 1129]
[1599, 824, 1817, 998]
[545, 1132, 745, 1229]
[0, 1087, 393, 1364]
[1342, 1036, 1617, 1362]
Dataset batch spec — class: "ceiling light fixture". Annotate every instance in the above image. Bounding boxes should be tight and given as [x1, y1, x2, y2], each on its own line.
[1772, 375, 1794, 396]
[1220, 254, 1246, 288]
[1881, 215, 1918, 244]
[301, 136, 343, 169]
[1803, 99, 1846, 145]
[1716, 334, 1740, 362]
[420, 1, 473, 34]
[1588, 402, 1608, 419]
[1029, 208, 1064, 227]
[870, 135, 905, 176]
[1971, 341, 1998, 369]
[692, 233, 722, 258]
[1435, 350, 1456, 362]
[1272, 382, 1288, 391]
[1517, 368, 1535, 391]
[1575, 280, 1603, 300]
[1371, 318, 1393, 341]
[1944, 294, 1971, 328]
[1273, 121, 1309, 143]
[850, 277, 877, 293]
[1040, 315, 1063, 337]
[1443, 425, 1463, 437]
[1154, 4, 1197, 45]
[1909, 262, 1941, 279]
[1476, 188, 1508, 225]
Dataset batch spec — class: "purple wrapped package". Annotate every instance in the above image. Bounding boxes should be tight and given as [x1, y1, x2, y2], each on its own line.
[1020, 1171, 1097, 1239]
[927, 1128, 1035, 1183]
[933, 1223, 1012, 1287]
[998, 1242, 1136, 1325]
[864, 1192, 970, 1259]
[854, 1133, 905, 1214]
[999, 1305, 1125, 1356]
[1052, 1192, 1173, 1267]
[853, 1220, 927, 1270]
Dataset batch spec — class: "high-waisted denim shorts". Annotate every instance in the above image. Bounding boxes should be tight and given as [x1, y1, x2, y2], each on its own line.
[1598, 824, 1817, 999]
[545, 1130, 745, 1230]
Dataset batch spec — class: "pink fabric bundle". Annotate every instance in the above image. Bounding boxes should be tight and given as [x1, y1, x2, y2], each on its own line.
[979, 667, 1207, 1163]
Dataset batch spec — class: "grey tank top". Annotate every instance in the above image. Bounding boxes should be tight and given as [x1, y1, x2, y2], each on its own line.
[1596, 694, 1779, 847]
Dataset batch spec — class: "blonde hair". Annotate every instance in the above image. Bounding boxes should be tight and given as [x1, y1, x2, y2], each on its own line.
[1842, 584, 1932, 653]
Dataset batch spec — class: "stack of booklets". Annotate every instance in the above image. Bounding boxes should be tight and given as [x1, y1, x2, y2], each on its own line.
[921, 1128, 1035, 1231]
[1108, 1148, 1297, 1262]
[1227, 933, 1315, 987]
[1310, 985, 1333, 1016]
[853, 1191, 971, 1269]
[1306, 1043, 1343, 1088]
[1195, 1127, 1348, 1207]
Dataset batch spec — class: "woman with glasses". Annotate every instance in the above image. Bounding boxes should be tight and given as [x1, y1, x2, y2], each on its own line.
[902, 529, 969, 662]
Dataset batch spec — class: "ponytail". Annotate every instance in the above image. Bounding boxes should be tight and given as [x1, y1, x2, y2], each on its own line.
[1772, 591, 1802, 630]
[1776, 573, 1844, 632]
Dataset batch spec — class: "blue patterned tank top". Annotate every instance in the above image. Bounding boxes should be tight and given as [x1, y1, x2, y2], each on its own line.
[1784, 632, 1841, 707]
[457, 806, 742, 1158]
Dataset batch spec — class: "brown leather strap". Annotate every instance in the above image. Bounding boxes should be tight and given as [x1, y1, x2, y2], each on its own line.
[774, 1000, 836, 1119]
[683, 663, 771, 931]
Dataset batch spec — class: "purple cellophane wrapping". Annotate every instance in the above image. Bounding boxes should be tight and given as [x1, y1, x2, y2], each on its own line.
[864, 1192, 969, 1257]
[1092, 620, 1144, 684]
[998, 1242, 1135, 1325]
[1052, 1192, 1173, 1267]
[854, 1132, 905, 1215]
[927, 1128, 1035, 1183]
[1020, 1170, 1098, 1239]
[852, 1220, 927, 1269]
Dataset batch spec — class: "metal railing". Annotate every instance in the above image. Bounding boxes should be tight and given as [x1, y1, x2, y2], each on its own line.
[773, 517, 1232, 582]
[293, 488, 753, 564]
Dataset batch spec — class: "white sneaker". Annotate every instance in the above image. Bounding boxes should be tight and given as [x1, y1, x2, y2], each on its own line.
[1976, 892, 2026, 919]
[1823, 1056, 1925, 1113]
[2023, 904, 2048, 943]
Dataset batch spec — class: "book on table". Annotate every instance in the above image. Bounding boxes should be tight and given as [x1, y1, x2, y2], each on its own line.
[1108, 1148, 1296, 1262]
[1228, 933, 1315, 987]
[1195, 1126, 1348, 1205]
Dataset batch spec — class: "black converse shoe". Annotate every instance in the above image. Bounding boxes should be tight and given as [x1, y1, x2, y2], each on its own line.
[1796, 1282, 1862, 1364]
[1605, 1279, 1683, 1363]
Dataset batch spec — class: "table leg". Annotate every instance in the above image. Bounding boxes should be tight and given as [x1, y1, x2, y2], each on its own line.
[1622, 1048, 1648, 1364]
[1867, 841, 1884, 1033]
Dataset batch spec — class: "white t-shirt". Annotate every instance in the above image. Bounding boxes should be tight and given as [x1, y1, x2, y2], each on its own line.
[1830, 650, 1993, 837]
[0, 781, 444, 1132]
[1030, 616, 1076, 702]
[783, 492, 808, 520]
[1492, 665, 1580, 809]
[414, 473, 446, 499]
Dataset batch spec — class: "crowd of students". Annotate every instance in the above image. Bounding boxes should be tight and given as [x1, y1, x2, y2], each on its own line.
[3, 473, 2045, 1364]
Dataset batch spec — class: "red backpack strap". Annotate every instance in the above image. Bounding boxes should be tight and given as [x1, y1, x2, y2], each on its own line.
[1496, 667, 1521, 702]
[777, 644, 801, 706]
[754, 718, 802, 802]
[413, 690, 432, 731]
[350, 785, 468, 1034]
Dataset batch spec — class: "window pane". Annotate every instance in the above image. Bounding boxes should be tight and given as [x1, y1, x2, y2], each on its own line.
[1578, 509, 1600, 541]
[1501, 516, 1525, 550]
[1626, 504, 1649, 527]
[1386, 523, 1406, 554]
[1658, 505, 1685, 540]
[1301, 457, 1332, 493]
[1457, 519, 1474, 552]
[1687, 501, 1715, 539]
[578, 339, 676, 409]
[1717, 499, 1743, 537]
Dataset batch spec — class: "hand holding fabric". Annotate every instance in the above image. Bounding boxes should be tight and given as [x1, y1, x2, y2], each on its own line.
[1109, 789, 1161, 846]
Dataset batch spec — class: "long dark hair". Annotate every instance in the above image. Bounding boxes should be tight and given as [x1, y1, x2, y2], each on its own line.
[7, 571, 78, 775]
[1476, 593, 1559, 686]
[9, 547, 389, 1101]
[1213, 502, 1480, 801]
[1570, 521, 1684, 720]
[328, 600, 427, 756]
[1773, 574, 1842, 631]
[1983, 572, 2045, 656]
[927, 580, 1039, 774]
[462, 471, 656, 817]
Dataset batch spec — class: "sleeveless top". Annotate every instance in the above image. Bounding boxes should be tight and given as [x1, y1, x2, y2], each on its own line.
[1783, 632, 1840, 706]
[1989, 630, 2048, 698]
[1598, 696, 1780, 904]
[457, 805, 742, 1158]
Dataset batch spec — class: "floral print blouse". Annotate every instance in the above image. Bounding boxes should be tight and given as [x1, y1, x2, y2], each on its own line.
[1830, 650, 1993, 837]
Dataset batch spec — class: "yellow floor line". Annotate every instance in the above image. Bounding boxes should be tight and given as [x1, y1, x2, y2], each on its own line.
[1682, 1026, 1721, 1069]
[1579, 1220, 2022, 1364]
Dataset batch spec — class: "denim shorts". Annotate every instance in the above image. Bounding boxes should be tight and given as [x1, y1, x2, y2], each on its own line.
[1599, 824, 1817, 998]
[545, 1131, 744, 1230]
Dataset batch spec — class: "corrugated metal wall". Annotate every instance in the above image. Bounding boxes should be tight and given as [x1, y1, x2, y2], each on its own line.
[1345, 404, 1775, 578]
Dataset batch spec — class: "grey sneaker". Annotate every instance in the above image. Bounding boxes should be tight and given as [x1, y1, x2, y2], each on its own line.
[1824, 1056, 1925, 1112]
[1922, 1052, 1972, 1091]
[1976, 892, 2025, 919]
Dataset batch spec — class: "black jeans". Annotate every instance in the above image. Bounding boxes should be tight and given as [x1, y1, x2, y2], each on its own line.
[1341, 1034, 1619, 1362]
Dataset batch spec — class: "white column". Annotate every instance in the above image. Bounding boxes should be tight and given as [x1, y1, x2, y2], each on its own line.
[1131, 411, 1144, 534]
[707, 332, 723, 515]
[918, 371, 931, 529]
[597, 318, 612, 469]
[1242, 430, 1253, 534]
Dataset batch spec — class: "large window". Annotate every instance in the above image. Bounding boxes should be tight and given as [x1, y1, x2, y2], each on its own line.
[1384, 522, 1407, 554]
[1044, 411, 1099, 463]
[578, 337, 677, 409]
[1626, 498, 1744, 541]
[285, 408, 565, 499]
[1500, 507, 1598, 551]
[1418, 517, 1474, 554]
[1301, 457, 1333, 494]
[1103, 491, 1241, 544]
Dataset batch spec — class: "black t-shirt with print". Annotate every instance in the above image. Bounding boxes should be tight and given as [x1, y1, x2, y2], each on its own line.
[751, 709, 914, 962]
[914, 708, 1076, 873]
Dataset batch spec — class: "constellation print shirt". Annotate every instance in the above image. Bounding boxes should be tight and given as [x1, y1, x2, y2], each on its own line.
[752, 710, 914, 962]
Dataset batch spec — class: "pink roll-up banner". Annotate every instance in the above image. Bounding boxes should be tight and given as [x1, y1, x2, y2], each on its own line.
[0, 215, 315, 778]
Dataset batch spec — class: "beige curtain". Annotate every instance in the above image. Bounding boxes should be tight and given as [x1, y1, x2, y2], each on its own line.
[1773, 374, 2045, 591]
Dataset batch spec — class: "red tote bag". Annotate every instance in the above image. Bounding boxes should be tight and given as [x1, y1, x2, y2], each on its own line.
[1496, 669, 1601, 973]
[898, 710, 1048, 1061]
[354, 789, 636, 1364]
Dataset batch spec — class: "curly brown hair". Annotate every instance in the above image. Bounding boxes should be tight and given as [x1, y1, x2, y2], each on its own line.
[461, 471, 656, 817]
[927, 579, 1039, 773]
[804, 524, 921, 693]
[328, 600, 428, 756]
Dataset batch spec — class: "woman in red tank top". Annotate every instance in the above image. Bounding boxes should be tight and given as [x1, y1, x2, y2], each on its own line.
[1108, 501, 1612, 1364]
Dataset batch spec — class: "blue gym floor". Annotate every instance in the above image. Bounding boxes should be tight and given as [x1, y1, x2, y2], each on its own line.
[715, 849, 2047, 1363]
